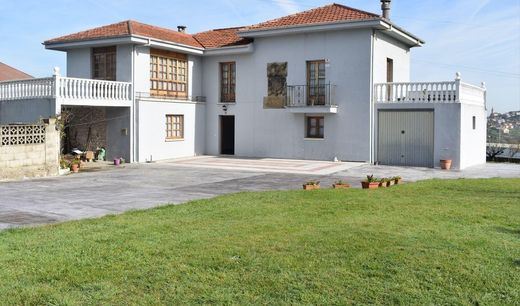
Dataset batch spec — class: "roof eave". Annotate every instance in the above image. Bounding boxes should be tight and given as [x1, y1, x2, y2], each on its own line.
[44, 35, 205, 54]
[238, 18, 424, 47]
[203, 43, 254, 56]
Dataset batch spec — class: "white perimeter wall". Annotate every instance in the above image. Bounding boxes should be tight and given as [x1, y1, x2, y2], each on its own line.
[137, 100, 205, 162]
[459, 103, 487, 169]
[202, 29, 374, 161]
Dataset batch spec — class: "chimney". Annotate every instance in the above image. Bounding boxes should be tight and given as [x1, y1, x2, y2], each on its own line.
[381, 0, 391, 19]
[177, 25, 186, 33]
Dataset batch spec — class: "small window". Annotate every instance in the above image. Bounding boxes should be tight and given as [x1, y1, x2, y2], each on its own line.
[220, 62, 236, 102]
[166, 115, 184, 140]
[472, 116, 476, 130]
[306, 116, 324, 138]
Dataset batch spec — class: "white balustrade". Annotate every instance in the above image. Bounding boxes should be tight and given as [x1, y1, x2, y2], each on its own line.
[0, 78, 54, 101]
[374, 73, 486, 106]
[0, 75, 131, 102]
[374, 81, 458, 103]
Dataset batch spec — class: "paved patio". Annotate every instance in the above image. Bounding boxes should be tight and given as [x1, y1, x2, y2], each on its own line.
[0, 156, 519, 229]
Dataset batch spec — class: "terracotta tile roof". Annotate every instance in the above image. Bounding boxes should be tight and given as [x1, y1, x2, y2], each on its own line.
[0, 62, 33, 81]
[44, 4, 381, 49]
[193, 27, 252, 48]
[244, 3, 379, 31]
[45, 20, 203, 48]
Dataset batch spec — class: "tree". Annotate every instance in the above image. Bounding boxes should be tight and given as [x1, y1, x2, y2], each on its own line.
[486, 143, 504, 161]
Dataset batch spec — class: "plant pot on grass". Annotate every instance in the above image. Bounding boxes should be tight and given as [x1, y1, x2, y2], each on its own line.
[387, 179, 395, 187]
[333, 180, 351, 189]
[440, 159, 452, 170]
[379, 179, 388, 188]
[393, 176, 402, 184]
[361, 175, 380, 189]
[303, 181, 320, 190]
[70, 159, 81, 173]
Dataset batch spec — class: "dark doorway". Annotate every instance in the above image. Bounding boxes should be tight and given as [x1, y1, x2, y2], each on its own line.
[220, 115, 235, 155]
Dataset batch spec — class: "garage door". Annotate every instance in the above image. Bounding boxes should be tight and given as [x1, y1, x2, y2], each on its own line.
[377, 110, 434, 167]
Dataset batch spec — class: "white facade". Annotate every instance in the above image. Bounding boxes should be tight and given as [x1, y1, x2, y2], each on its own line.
[0, 8, 487, 169]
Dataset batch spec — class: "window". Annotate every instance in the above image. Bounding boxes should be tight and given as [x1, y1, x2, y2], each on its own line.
[307, 60, 326, 105]
[220, 62, 236, 102]
[92, 46, 116, 81]
[306, 116, 324, 138]
[150, 49, 188, 97]
[166, 115, 184, 140]
[472, 116, 476, 130]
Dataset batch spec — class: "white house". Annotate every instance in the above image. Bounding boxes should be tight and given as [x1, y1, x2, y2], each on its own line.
[0, 1, 487, 169]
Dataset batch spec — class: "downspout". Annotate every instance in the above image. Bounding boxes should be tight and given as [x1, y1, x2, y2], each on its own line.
[131, 45, 137, 163]
[369, 29, 376, 164]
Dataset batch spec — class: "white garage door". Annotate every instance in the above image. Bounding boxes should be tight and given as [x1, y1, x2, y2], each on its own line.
[377, 110, 434, 167]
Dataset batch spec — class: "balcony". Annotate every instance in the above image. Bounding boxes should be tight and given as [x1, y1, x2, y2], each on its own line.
[374, 74, 486, 106]
[285, 84, 337, 113]
[0, 71, 132, 107]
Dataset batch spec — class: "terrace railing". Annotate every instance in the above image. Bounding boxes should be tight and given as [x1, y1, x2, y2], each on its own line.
[374, 73, 486, 106]
[0, 68, 132, 103]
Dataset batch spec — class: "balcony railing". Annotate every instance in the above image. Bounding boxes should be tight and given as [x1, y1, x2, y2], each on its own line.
[0, 70, 132, 103]
[136, 92, 206, 102]
[286, 84, 336, 107]
[374, 74, 486, 105]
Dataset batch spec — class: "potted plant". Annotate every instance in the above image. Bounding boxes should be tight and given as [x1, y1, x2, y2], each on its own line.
[379, 178, 388, 188]
[440, 159, 452, 170]
[114, 158, 121, 166]
[386, 177, 395, 187]
[70, 158, 81, 173]
[361, 175, 380, 189]
[303, 180, 320, 190]
[393, 176, 402, 184]
[333, 180, 351, 189]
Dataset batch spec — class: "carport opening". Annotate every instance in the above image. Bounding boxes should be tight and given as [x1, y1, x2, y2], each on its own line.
[60, 106, 130, 162]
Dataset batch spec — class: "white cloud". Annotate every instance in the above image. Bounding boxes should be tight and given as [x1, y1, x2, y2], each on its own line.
[272, 0, 301, 15]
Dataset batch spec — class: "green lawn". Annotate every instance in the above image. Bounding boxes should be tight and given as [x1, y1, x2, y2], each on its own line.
[0, 179, 519, 305]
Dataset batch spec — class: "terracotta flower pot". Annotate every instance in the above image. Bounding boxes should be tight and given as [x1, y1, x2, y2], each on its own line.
[303, 184, 320, 190]
[387, 180, 394, 187]
[394, 178, 402, 184]
[440, 159, 452, 170]
[333, 183, 351, 189]
[361, 182, 379, 189]
[379, 182, 387, 188]
[70, 164, 79, 173]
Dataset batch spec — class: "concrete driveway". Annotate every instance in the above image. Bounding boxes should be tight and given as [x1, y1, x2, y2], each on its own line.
[1, 156, 519, 229]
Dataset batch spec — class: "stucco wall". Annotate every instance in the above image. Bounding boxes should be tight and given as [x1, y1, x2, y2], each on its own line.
[106, 107, 131, 161]
[116, 45, 133, 82]
[372, 32, 411, 84]
[137, 99, 205, 162]
[67, 48, 91, 78]
[459, 103, 487, 169]
[202, 29, 373, 161]
[0, 99, 56, 124]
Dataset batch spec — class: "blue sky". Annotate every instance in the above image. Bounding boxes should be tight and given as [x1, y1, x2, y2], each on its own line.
[0, 0, 519, 112]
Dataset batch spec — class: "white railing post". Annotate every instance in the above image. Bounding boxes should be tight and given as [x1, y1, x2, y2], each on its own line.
[53, 67, 61, 99]
[455, 72, 461, 103]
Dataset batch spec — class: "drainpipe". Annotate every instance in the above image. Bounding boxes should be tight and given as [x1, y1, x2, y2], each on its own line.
[369, 29, 376, 164]
[131, 45, 137, 163]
